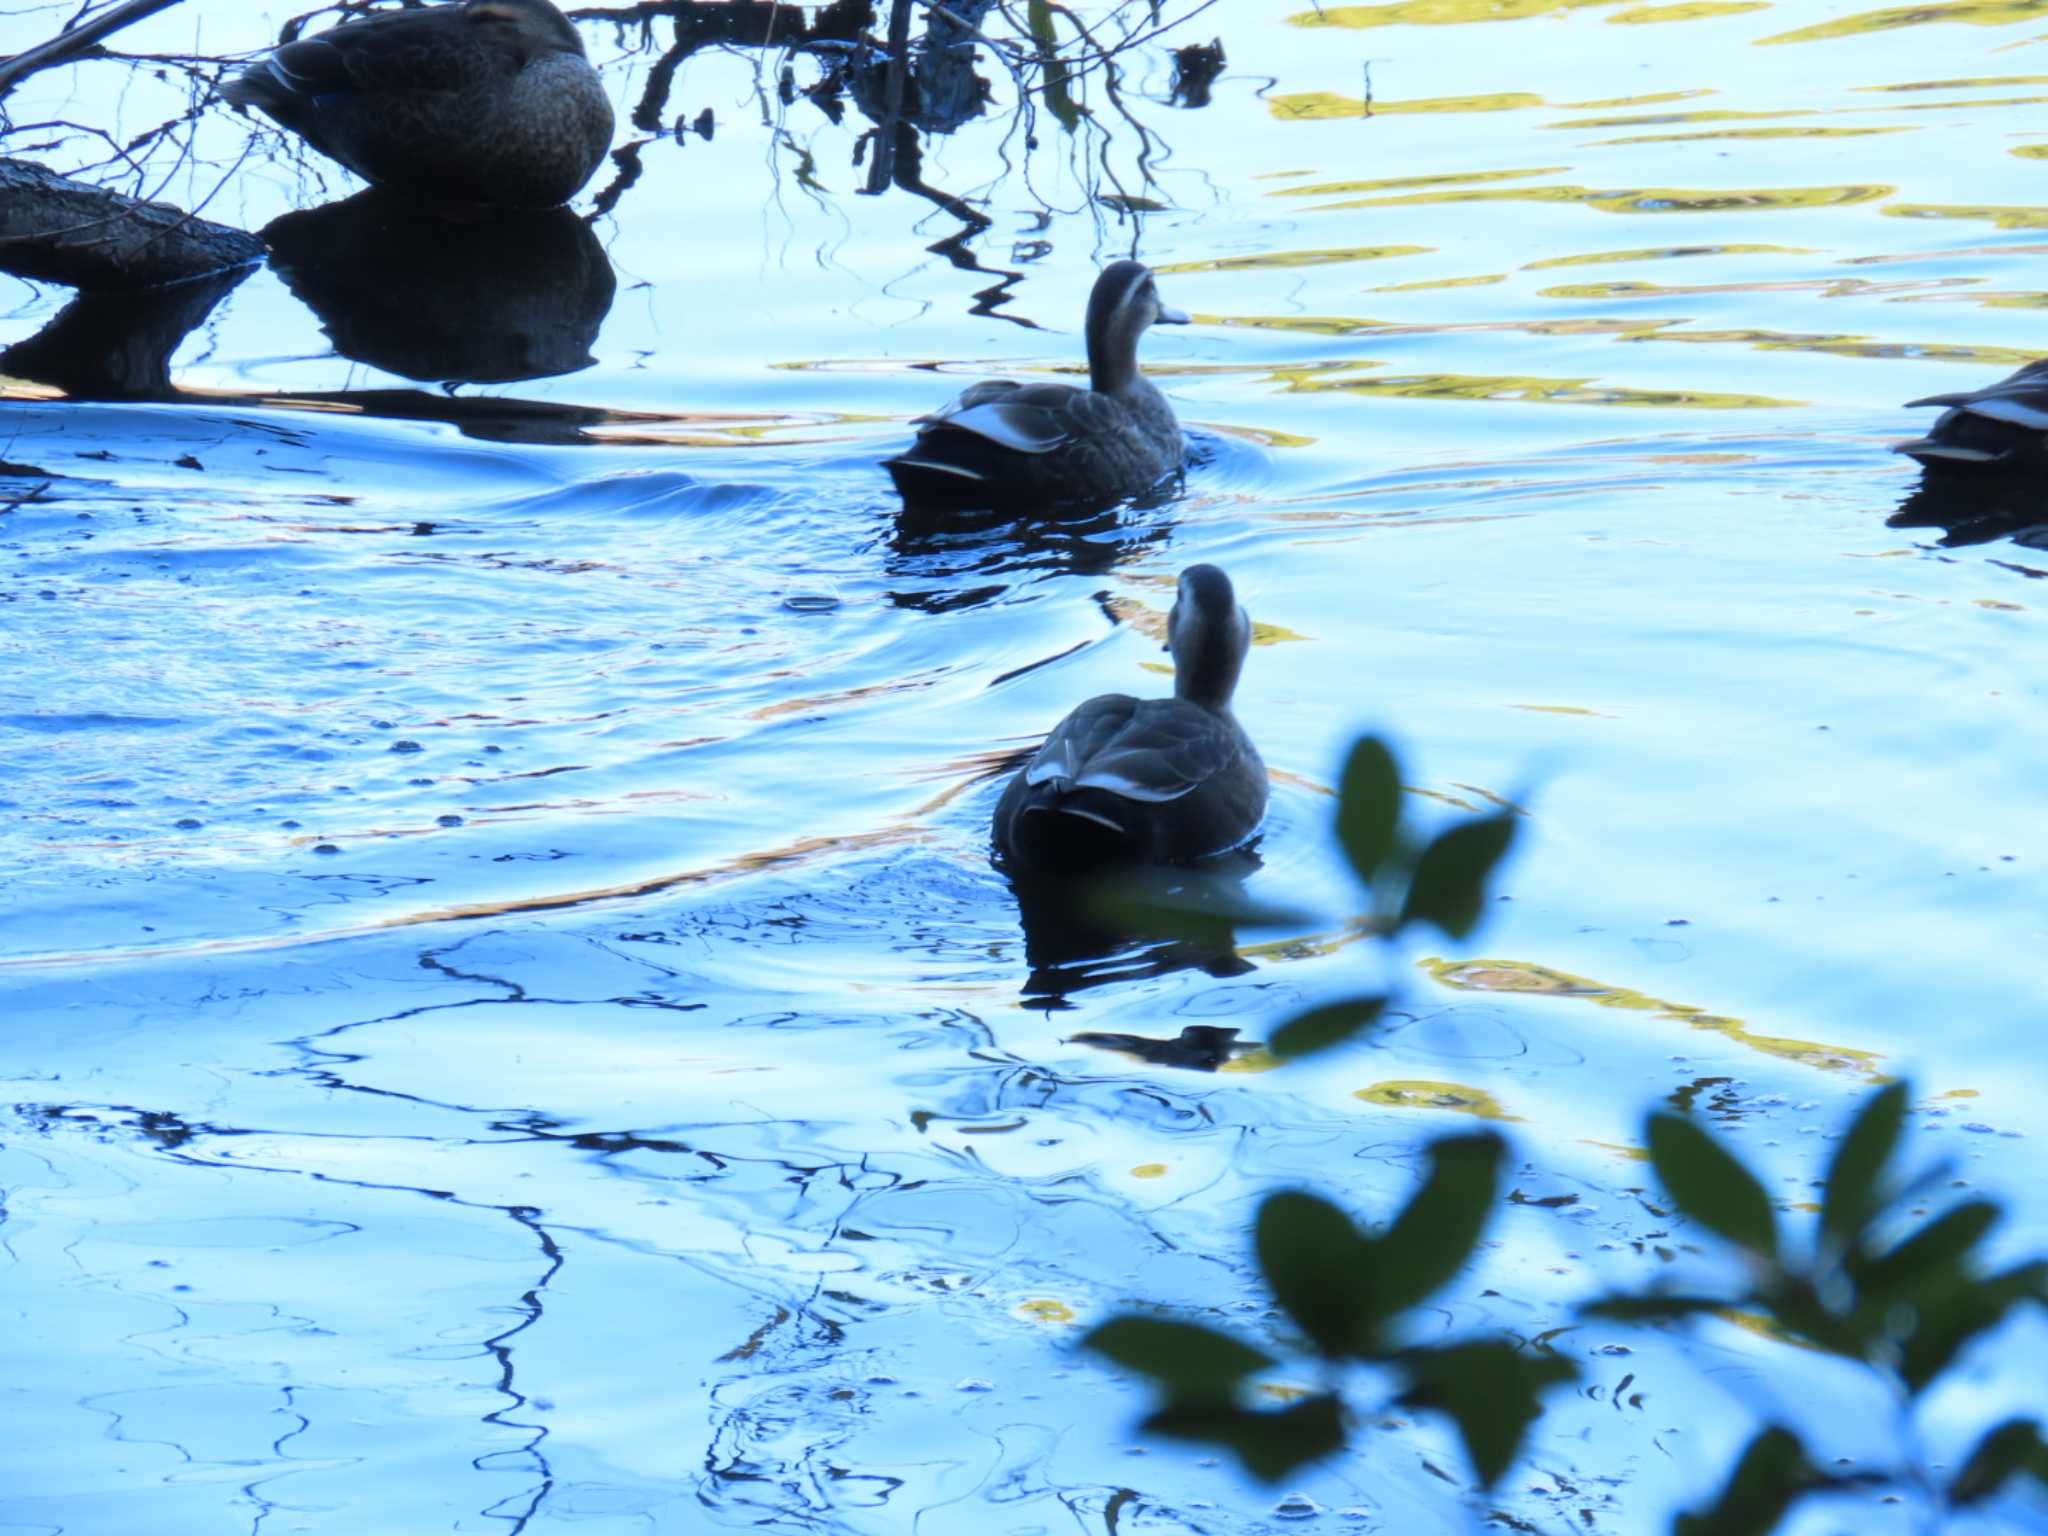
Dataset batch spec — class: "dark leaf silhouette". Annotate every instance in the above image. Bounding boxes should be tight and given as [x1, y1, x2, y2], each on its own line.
[1951, 1417, 2048, 1506]
[1256, 1190, 1370, 1357]
[1083, 1316, 1275, 1402]
[1371, 1133, 1504, 1320]
[1820, 1080, 1907, 1253]
[1142, 1394, 1346, 1482]
[1674, 1426, 1818, 1536]
[1270, 995, 1386, 1059]
[1336, 736, 1402, 885]
[1398, 1340, 1576, 1487]
[1853, 1199, 2000, 1300]
[1583, 1294, 1731, 1325]
[1899, 1261, 2048, 1394]
[1647, 1112, 1780, 1261]
[1401, 814, 1516, 939]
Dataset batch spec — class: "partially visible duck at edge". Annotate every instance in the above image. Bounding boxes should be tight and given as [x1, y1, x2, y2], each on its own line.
[887, 260, 1192, 511]
[993, 563, 1267, 875]
[222, 0, 614, 210]
[1895, 359, 2048, 470]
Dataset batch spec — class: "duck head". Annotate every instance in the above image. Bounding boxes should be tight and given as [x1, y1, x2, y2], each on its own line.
[465, 0, 588, 57]
[1086, 260, 1189, 394]
[1167, 563, 1251, 710]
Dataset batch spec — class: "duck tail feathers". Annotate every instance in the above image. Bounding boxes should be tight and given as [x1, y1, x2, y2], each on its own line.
[220, 62, 289, 113]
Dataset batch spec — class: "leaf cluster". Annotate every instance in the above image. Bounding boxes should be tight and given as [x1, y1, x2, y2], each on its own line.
[1092, 736, 1519, 1060]
[1085, 1130, 1574, 1485]
[1265, 739, 1518, 1058]
[1076, 733, 2044, 1530]
[1596, 1082, 2048, 1529]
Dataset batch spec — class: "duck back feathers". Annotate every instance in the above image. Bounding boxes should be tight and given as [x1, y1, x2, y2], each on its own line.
[224, 0, 613, 209]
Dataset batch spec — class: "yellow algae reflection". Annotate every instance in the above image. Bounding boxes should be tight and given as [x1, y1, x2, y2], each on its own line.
[1355, 1081, 1519, 1120]
[1561, 89, 1714, 108]
[1596, 127, 1906, 145]
[1267, 167, 1568, 199]
[1296, 182, 1892, 216]
[1421, 958, 1888, 1079]
[1371, 274, 1509, 293]
[1270, 90, 1545, 121]
[1608, 1, 1770, 18]
[1762, 0, 2048, 43]
[1281, 370, 1799, 410]
[1292, 0, 1623, 26]
[1883, 202, 2048, 230]
[1547, 108, 1818, 129]
[1523, 244, 1816, 269]
[1861, 73, 2048, 90]
[1154, 245, 1432, 274]
[1016, 1299, 1078, 1324]
[1537, 275, 1965, 300]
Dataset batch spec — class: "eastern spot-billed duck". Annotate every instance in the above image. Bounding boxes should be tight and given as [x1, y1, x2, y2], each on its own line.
[993, 563, 1266, 873]
[888, 260, 1191, 510]
[223, 0, 614, 210]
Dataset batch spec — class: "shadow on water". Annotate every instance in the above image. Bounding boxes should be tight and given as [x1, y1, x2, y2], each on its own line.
[262, 191, 618, 386]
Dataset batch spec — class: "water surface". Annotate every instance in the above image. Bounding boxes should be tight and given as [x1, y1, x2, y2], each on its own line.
[2, 0, 2045, 1530]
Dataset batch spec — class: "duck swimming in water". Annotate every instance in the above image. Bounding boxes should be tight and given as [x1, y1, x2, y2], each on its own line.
[993, 564, 1266, 874]
[887, 260, 1191, 511]
[1895, 360, 2048, 470]
[223, 0, 614, 210]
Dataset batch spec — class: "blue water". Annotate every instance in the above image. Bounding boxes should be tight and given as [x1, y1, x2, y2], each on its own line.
[3, 0, 2045, 1530]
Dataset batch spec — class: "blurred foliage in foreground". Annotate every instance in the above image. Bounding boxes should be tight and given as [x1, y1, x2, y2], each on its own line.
[1083, 736, 2048, 1531]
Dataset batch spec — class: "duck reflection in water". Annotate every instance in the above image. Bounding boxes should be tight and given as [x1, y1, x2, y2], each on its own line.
[1888, 474, 2048, 556]
[1011, 850, 1262, 1008]
[1070, 1024, 1254, 1072]
[886, 477, 1178, 612]
[262, 189, 615, 385]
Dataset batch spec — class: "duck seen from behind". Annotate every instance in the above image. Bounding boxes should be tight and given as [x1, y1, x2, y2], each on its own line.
[1895, 360, 2048, 470]
[993, 564, 1267, 874]
[887, 261, 1191, 511]
[223, 0, 614, 210]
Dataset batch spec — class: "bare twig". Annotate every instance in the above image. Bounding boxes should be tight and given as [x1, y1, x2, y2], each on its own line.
[0, 0, 193, 100]
[865, 0, 915, 193]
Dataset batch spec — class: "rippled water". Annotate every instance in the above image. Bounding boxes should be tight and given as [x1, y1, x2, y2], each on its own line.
[4, 0, 2047, 1530]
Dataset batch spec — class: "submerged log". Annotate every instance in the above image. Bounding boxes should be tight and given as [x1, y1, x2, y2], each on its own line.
[0, 158, 263, 291]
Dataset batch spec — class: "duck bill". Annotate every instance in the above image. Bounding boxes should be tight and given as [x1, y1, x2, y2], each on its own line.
[1154, 304, 1192, 325]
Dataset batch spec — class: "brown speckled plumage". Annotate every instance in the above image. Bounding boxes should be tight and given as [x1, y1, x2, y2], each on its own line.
[223, 0, 614, 210]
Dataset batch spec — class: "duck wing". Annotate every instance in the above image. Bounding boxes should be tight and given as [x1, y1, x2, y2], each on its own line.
[1027, 696, 1241, 804]
[917, 380, 1124, 455]
[1905, 360, 2048, 429]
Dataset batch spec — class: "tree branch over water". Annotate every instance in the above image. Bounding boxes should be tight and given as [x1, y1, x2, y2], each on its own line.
[0, 0, 193, 100]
